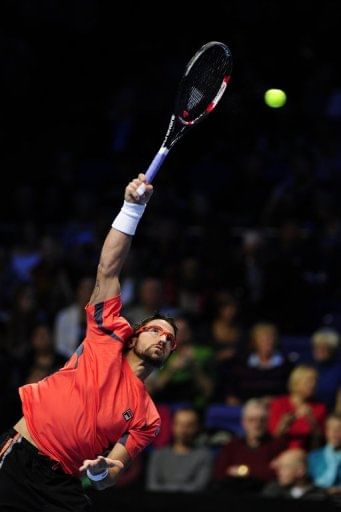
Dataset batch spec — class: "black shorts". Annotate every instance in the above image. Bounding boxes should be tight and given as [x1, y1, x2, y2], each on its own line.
[0, 429, 92, 512]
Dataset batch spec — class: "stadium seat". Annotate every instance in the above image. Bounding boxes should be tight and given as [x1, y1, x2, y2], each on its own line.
[281, 335, 312, 363]
[204, 404, 243, 436]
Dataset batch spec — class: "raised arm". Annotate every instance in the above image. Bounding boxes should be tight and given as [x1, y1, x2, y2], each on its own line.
[89, 173, 153, 305]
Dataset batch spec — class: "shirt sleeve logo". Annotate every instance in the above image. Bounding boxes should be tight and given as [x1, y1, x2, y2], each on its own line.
[122, 409, 134, 421]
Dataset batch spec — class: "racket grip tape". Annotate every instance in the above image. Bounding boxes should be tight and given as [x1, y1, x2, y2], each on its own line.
[137, 147, 169, 196]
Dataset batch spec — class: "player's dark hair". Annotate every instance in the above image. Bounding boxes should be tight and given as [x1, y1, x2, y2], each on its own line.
[134, 312, 178, 338]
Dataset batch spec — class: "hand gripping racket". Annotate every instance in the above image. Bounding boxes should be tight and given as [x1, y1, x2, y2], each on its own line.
[136, 40, 233, 196]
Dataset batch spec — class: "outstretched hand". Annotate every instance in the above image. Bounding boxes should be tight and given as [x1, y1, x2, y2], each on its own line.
[79, 455, 124, 476]
[125, 173, 153, 205]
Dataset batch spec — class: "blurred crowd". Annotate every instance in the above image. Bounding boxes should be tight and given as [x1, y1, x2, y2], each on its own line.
[1, 0, 341, 507]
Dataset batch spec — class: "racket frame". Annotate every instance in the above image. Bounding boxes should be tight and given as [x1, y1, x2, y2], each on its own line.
[136, 41, 232, 196]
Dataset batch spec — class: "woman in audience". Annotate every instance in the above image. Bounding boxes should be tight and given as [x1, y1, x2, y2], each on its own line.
[268, 364, 327, 450]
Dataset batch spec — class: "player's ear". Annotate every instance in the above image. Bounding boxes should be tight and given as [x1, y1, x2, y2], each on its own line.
[127, 335, 138, 349]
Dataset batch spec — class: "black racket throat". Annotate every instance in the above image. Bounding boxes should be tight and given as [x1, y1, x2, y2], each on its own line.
[162, 114, 191, 150]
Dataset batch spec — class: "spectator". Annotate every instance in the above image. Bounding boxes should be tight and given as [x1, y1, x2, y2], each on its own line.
[123, 277, 165, 325]
[209, 291, 244, 401]
[5, 284, 41, 360]
[310, 327, 341, 411]
[268, 365, 327, 450]
[211, 291, 243, 363]
[31, 235, 74, 320]
[222, 321, 293, 404]
[262, 448, 330, 501]
[214, 398, 286, 493]
[20, 323, 67, 384]
[177, 257, 205, 317]
[308, 412, 341, 494]
[54, 276, 95, 358]
[146, 408, 213, 492]
[226, 230, 268, 326]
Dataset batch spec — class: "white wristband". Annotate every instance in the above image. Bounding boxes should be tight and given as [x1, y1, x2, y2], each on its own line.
[86, 468, 109, 481]
[112, 200, 146, 236]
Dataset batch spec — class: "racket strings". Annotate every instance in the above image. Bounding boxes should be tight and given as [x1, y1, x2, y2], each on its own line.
[188, 86, 204, 110]
[176, 45, 231, 122]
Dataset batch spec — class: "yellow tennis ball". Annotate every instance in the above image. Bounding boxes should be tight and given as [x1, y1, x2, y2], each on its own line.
[264, 88, 287, 108]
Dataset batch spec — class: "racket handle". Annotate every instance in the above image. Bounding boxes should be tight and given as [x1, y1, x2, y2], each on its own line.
[136, 147, 169, 196]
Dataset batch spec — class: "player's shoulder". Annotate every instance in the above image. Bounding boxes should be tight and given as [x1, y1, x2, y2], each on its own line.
[86, 294, 123, 314]
[86, 294, 134, 341]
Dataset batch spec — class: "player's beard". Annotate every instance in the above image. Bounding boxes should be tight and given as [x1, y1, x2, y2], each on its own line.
[133, 343, 167, 369]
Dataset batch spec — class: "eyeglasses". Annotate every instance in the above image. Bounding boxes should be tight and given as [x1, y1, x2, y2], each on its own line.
[136, 325, 177, 350]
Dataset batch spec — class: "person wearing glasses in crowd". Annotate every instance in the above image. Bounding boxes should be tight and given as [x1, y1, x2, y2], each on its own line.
[0, 173, 177, 512]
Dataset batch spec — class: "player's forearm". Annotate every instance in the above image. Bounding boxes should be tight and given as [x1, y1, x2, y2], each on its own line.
[89, 229, 132, 304]
[99, 198, 147, 278]
[99, 228, 132, 278]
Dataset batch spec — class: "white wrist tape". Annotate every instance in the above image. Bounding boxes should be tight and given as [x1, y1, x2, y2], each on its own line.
[112, 200, 146, 236]
[86, 468, 109, 481]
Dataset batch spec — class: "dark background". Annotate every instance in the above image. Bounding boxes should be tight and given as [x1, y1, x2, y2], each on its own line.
[1, 2, 341, 509]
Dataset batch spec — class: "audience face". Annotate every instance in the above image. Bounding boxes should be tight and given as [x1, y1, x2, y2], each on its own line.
[325, 416, 341, 449]
[172, 409, 199, 446]
[311, 329, 339, 363]
[252, 324, 278, 357]
[31, 324, 53, 353]
[274, 449, 307, 486]
[312, 342, 335, 363]
[242, 402, 268, 440]
[290, 367, 317, 399]
[216, 296, 238, 321]
[16, 285, 36, 313]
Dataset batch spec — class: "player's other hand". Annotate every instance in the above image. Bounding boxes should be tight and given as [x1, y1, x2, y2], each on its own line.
[79, 455, 124, 475]
[125, 173, 153, 204]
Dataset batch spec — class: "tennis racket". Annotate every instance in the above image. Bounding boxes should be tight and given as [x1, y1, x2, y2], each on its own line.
[136, 40, 233, 196]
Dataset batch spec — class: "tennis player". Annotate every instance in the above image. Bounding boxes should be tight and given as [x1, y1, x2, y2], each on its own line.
[0, 173, 177, 511]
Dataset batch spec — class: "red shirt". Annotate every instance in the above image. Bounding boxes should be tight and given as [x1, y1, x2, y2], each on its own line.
[268, 395, 327, 450]
[19, 295, 161, 475]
